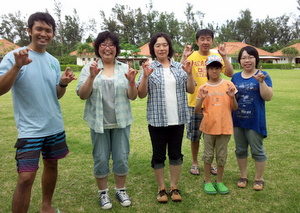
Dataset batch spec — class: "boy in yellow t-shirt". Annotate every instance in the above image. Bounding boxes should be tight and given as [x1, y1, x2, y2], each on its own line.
[181, 29, 234, 176]
[195, 55, 237, 195]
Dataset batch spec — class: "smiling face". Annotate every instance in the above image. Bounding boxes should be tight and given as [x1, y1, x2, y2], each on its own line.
[154, 37, 169, 62]
[196, 35, 213, 54]
[240, 50, 257, 72]
[98, 38, 116, 62]
[27, 21, 54, 53]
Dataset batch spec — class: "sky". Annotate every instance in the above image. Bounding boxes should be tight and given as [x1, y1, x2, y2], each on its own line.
[0, 0, 299, 37]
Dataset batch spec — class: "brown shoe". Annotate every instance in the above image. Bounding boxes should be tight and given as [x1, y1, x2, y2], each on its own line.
[169, 187, 182, 202]
[237, 177, 248, 188]
[253, 180, 264, 191]
[157, 188, 168, 203]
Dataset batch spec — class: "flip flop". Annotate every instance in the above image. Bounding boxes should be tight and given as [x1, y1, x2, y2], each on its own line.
[210, 166, 217, 175]
[190, 166, 200, 175]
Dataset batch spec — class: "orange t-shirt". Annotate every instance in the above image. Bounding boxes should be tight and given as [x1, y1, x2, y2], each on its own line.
[197, 79, 236, 135]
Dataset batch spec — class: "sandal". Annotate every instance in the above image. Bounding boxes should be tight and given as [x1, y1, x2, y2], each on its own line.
[210, 166, 217, 175]
[253, 180, 264, 191]
[190, 166, 200, 175]
[237, 177, 248, 188]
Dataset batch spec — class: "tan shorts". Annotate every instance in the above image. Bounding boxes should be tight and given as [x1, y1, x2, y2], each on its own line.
[202, 133, 231, 166]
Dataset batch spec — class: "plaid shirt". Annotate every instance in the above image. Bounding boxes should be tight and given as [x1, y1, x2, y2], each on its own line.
[137, 60, 190, 127]
[76, 60, 133, 133]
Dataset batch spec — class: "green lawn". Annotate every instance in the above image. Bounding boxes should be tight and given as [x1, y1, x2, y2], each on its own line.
[0, 69, 299, 213]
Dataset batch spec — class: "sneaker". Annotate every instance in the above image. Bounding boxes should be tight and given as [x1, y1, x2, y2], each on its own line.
[169, 186, 182, 202]
[253, 180, 264, 191]
[157, 188, 168, 203]
[115, 189, 131, 207]
[237, 177, 248, 188]
[98, 190, 112, 210]
[215, 182, 229, 194]
[203, 182, 217, 195]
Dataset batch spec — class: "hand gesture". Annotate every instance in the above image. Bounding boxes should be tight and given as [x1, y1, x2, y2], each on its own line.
[226, 83, 236, 97]
[182, 59, 193, 75]
[253, 66, 268, 83]
[183, 43, 193, 59]
[125, 62, 138, 84]
[199, 86, 208, 99]
[60, 67, 77, 86]
[13, 48, 33, 68]
[141, 59, 154, 77]
[217, 43, 227, 57]
[90, 58, 102, 78]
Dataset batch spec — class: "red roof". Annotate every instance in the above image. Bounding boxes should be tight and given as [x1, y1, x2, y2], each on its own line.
[213, 42, 273, 56]
[272, 43, 300, 56]
[138, 43, 150, 56]
[0, 39, 20, 55]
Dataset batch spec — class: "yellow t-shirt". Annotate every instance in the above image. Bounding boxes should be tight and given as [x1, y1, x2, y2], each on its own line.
[187, 51, 226, 107]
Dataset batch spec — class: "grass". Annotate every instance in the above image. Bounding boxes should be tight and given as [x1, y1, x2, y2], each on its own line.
[0, 69, 299, 213]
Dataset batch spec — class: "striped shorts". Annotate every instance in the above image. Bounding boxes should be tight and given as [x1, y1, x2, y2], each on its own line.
[14, 131, 69, 173]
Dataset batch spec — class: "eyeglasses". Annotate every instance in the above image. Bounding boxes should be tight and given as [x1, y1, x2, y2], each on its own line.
[100, 43, 115, 49]
[241, 56, 255, 61]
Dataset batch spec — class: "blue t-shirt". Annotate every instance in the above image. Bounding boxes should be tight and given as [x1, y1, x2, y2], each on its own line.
[231, 70, 272, 137]
[0, 47, 64, 138]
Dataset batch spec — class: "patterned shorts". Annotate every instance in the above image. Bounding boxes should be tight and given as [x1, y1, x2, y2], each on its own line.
[186, 107, 203, 142]
[14, 131, 69, 173]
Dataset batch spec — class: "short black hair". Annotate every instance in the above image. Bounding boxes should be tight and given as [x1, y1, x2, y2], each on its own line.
[94, 31, 121, 58]
[238, 46, 260, 68]
[196, 29, 214, 40]
[206, 62, 222, 80]
[28, 12, 56, 33]
[149, 32, 174, 60]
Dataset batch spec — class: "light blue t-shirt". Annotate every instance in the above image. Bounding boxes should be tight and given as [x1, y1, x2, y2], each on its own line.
[0, 47, 64, 138]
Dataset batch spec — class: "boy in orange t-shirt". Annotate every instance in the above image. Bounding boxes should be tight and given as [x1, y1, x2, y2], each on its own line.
[195, 55, 238, 195]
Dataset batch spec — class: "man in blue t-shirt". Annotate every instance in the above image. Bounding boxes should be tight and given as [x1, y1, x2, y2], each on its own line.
[0, 12, 76, 213]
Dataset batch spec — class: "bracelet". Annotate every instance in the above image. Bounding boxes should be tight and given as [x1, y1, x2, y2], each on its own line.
[129, 82, 136, 87]
[59, 83, 68, 88]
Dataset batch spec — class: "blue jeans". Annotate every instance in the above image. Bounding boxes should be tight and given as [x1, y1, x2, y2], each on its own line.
[90, 126, 130, 178]
[234, 127, 267, 162]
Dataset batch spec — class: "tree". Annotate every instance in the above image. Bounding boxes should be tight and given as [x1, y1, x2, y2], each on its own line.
[76, 42, 94, 55]
[0, 11, 29, 46]
[63, 9, 84, 50]
[282, 47, 299, 63]
[235, 9, 253, 43]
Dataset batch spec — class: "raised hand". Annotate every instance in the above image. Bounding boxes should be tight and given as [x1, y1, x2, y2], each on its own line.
[141, 59, 154, 77]
[60, 67, 77, 86]
[253, 66, 268, 83]
[199, 85, 208, 99]
[183, 43, 193, 58]
[217, 43, 227, 57]
[226, 83, 236, 97]
[90, 58, 102, 78]
[182, 59, 193, 75]
[13, 48, 33, 68]
[125, 62, 138, 84]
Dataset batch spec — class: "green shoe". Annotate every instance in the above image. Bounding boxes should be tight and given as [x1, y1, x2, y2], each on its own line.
[203, 182, 217, 195]
[215, 182, 229, 194]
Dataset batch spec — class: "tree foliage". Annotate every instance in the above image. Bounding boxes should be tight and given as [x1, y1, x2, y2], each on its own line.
[0, 1, 299, 59]
[282, 47, 300, 63]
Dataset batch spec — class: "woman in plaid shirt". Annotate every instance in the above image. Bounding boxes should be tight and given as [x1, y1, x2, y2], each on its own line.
[137, 32, 194, 203]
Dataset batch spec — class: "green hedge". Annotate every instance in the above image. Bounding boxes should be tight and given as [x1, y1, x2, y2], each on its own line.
[232, 63, 294, 70]
[61, 64, 84, 72]
[61, 63, 297, 72]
